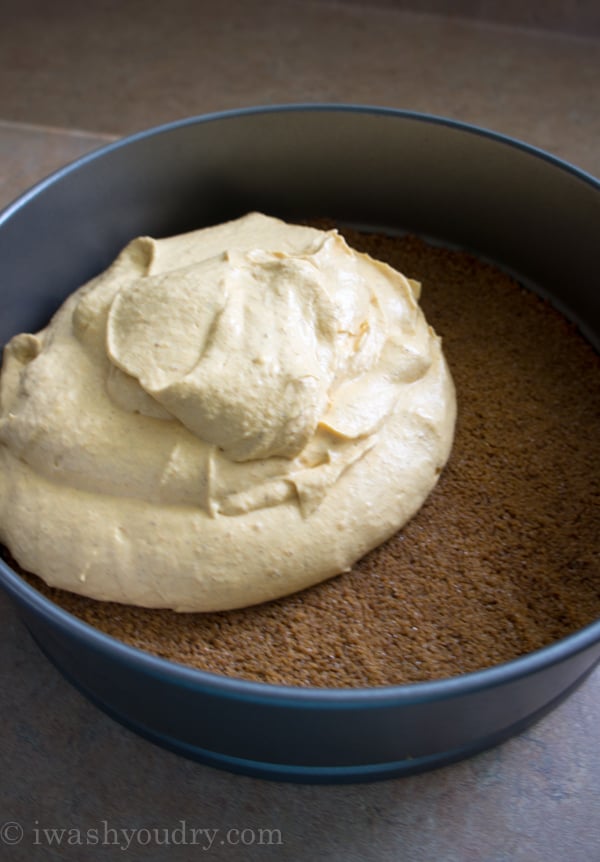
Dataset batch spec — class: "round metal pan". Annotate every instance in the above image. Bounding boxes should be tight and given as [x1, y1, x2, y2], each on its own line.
[1, 105, 598, 783]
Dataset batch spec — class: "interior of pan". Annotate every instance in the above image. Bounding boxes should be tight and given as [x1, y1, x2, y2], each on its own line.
[1, 105, 598, 347]
[1, 105, 599, 707]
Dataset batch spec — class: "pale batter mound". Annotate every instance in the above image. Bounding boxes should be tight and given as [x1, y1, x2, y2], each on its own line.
[0, 214, 455, 612]
[3, 227, 599, 687]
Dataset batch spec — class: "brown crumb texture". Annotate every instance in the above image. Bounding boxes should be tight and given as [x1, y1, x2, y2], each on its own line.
[3, 230, 600, 687]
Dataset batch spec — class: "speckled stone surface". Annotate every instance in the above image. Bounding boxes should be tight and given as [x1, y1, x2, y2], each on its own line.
[0, 2, 599, 859]
[1, 0, 599, 177]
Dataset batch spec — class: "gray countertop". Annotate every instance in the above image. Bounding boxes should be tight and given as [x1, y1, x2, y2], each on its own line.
[1, 2, 599, 859]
